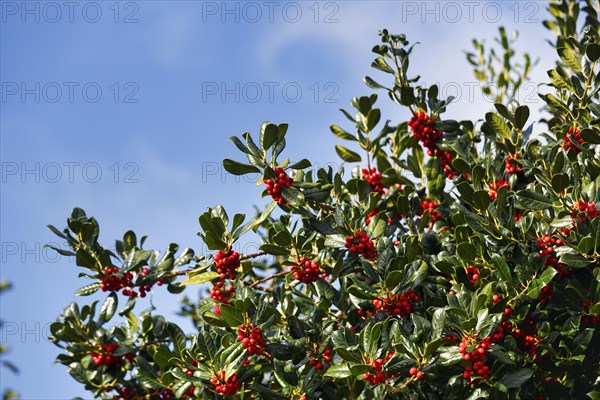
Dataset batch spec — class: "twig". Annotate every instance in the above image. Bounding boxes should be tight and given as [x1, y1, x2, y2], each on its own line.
[242, 280, 273, 292]
[240, 251, 266, 261]
[249, 270, 288, 287]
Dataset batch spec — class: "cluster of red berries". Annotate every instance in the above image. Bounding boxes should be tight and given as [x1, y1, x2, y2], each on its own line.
[419, 199, 441, 223]
[366, 209, 379, 225]
[536, 234, 570, 277]
[100, 267, 132, 292]
[308, 343, 332, 370]
[211, 250, 240, 313]
[345, 231, 377, 261]
[237, 323, 266, 355]
[290, 395, 308, 400]
[215, 250, 240, 280]
[581, 298, 600, 326]
[557, 201, 598, 236]
[466, 265, 480, 286]
[515, 331, 540, 358]
[101, 267, 153, 298]
[488, 179, 509, 200]
[358, 290, 419, 318]
[408, 111, 459, 179]
[435, 148, 460, 179]
[113, 385, 179, 399]
[409, 111, 443, 150]
[362, 352, 398, 385]
[495, 312, 543, 362]
[491, 322, 510, 344]
[90, 343, 134, 367]
[210, 281, 236, 305]
[365, 209, 393, 226]
[264, 167, 294, 205]
[376, 290, 419, 317]
[182, 385, 196, 398]
[539, 284, 554, 307]
[409, 367, 425, 380]
[571, 200, 599, 223]
[112, 387, 178, 400]
[458, 337, 492, 382]
[561, 126, 584, 153]
[458, 320, 510, 384]
[514, 210, 523, 221]
[445, 333, 461, 343]
[130, 267, 153, 298]
[582, 313, 600, 326]
[505, 153, 523, 174]
[210, 371, 242, 396]
[111, 387, 140, 400]
[291, 257, 324, 284]
[510, 317, 541, 359]
[175, 365, 198, 398]
[362, 167, 385, 194]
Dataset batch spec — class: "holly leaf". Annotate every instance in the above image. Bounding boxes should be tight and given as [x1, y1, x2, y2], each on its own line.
[223, 159, 260, 175]
[180, 271, 219, 286]
[324, 363, 352, 378]
[335, 145, 362, 162]
[500, 368, 534, 388]
[99, 292, 118, 323]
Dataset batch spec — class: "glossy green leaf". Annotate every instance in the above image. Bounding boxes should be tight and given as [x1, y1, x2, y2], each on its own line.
[516, 190, 553, 210]
[74, 283, 101, 296]
[99, 292, 117, 322]
[499, 368, 534, 388]
[280, 186, 304, 206]
[324, 363, 352, 378]
[223, 159, 260, 175]
[219, 304, 245, 327]
[335, 145, 362, 163]
[180, 271, 219, 286]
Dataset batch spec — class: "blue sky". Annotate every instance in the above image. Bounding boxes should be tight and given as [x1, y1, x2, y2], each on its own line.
[1, 1, 554, 398]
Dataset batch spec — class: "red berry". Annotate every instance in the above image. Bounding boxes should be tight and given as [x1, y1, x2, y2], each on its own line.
[264, 168, 294, 205]
[562, 126, 584, 153]
[237, 323, 266, 355]
[362, 167, 385, 194]
[345, 231, 377, 261]
[290, 257, 323, 284]
[418, 199, 441, 223]
[408, 111, 458, 179]
[488, 179, 509, 200]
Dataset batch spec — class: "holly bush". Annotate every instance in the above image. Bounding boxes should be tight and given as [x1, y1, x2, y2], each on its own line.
[1, 281, 19, 400]
[49, 1, 600, 399]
